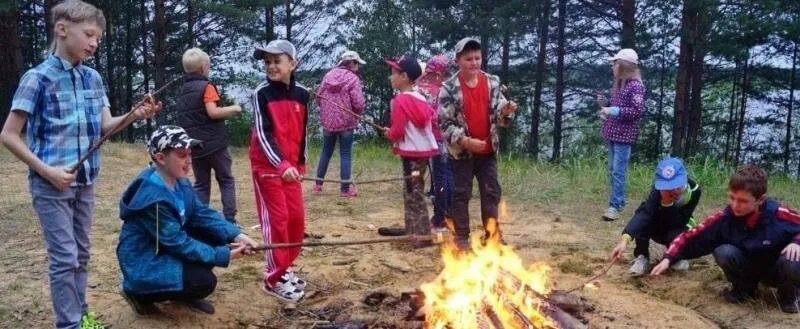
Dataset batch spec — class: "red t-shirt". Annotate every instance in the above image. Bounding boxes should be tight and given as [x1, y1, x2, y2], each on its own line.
[459, 72, 491, 154]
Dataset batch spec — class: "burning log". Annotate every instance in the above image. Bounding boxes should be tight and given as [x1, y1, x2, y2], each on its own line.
[497, 269, 589, 329]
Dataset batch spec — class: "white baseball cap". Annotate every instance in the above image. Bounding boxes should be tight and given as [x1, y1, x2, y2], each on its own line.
[608, 48, 638, 64]
[338, 50, 366, 65]
[254, 39, 297, 60]
[454, 37, 481, 56]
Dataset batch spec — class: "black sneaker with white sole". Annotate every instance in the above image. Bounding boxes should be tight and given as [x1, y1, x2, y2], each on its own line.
[120, 290, 160, 315]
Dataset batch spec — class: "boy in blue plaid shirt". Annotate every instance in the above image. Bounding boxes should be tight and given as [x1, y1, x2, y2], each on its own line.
[0, 1, 159, 328]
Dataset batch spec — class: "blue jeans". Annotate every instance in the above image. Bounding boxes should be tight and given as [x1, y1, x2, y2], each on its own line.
[29, 175, 94, 329]
[315, 130, 354, 191]
[713, 244, 800, 294]
[430, 143, 454, 227]
[607, 142, 632, 210]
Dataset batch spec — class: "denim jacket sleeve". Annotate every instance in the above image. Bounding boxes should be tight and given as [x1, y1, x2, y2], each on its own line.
[137, 202, 231, 267]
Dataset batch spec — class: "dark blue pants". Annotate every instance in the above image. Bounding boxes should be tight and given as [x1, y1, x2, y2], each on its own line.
[713, 244, 800, 296]
[430, 144, 454, 228]
[315, 130, 354, 191]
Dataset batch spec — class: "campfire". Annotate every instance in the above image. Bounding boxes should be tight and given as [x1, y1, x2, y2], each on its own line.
[417, 219, 590, 329]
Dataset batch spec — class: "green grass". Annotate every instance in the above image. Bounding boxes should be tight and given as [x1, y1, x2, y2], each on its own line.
[495, 152, 800, 221]
[303, 141, 800, 222]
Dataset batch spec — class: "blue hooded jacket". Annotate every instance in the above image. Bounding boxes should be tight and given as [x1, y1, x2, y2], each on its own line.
[117, 166, 241, 294]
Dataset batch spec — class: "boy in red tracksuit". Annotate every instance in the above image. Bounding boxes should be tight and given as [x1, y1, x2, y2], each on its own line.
[249, 40, 309, 302]
[383, 55, 439, 248]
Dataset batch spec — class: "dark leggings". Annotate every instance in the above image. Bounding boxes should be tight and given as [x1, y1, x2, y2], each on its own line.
[131, 227, 221, 303]
[132, 262, 217, 303]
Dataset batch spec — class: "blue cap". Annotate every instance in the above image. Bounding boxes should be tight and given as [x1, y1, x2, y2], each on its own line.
[654, 157, 687, 190]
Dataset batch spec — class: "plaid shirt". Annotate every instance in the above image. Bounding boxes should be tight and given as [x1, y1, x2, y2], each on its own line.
[11, 54, 109, 185]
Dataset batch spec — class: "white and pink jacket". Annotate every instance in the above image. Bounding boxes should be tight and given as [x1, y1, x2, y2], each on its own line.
[385, 91, 439, 158]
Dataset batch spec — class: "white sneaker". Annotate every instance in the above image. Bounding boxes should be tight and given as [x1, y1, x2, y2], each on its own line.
[602, 207, 621, 221]
[261, 279, 304, 302]
[670, 260, 690, 271]
[628, 255, 649, 276]
[283, 271, 307, 290]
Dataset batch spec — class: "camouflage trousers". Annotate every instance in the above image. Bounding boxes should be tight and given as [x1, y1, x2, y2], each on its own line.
[402, 158, 430, 237]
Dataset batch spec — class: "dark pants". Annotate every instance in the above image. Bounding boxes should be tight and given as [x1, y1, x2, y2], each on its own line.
[430, 143, 454, 228]
[192, 147, 237, 220]
[131, 263, 217, 303]
[403, 158, 430, 238]
[450, 153, 502, 244]
[713, 244, 800, 296]
[128, 227, 220, 303]
[633, 227, 686, 258]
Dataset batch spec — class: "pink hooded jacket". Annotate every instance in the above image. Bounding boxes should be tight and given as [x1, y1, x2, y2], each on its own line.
[316, 67, 366, 132]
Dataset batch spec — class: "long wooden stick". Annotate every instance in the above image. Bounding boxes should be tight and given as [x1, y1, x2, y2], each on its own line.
[249, 234, 442, 251]
[564, 256, 619, 294]
[68, 76, 181, 173]
[315, 93, 385, 130]
[259, 171, 420, 184]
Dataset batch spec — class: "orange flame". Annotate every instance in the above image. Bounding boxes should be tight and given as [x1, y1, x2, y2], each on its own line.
[420, 218, 553, 328]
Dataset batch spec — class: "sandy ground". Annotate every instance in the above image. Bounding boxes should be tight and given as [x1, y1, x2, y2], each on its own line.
[1, 143, 799, 329]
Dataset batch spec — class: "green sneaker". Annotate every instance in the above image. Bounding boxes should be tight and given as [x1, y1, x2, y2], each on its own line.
[81, 311, 107, 329]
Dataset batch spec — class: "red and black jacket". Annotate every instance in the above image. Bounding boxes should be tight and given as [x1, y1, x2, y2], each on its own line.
[664, 199, 800, 266]
[249, 78, 309, 174]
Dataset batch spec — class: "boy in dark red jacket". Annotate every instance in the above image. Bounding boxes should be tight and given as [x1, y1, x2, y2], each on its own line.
[651, 165, 800, 313]
[383, 55, 439, 248]
[249, 40, 309, 302]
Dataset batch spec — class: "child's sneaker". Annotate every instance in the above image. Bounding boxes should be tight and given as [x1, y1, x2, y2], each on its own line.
[602, 207, 621, 221]
[283, 270, 307, 290]
[312, 184, 323, 194]
[261, 279, 304, 302]
[670, 260, 690, 271]
[628, 255, 648, 276]
[120, 289, 160, 315]
[80, 312, 107, 329]
[340, 186, 357, 198]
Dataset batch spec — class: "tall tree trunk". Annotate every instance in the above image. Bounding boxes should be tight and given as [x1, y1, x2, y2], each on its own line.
[655, 47, 667, 158]
[125, 1, 135, 142]
[786, 41, 797, 172]
[620, 0, 636, 49]
[153, 0, 167, 89]
[285, 0, 292, 41]
[734, 56, 750, 166]
[141, 0, 153, 136]
[685, 46, 707, 156]
[480, 34, 489, 71]
[671, 0, 698, 157]
[552, 0, 566, 162]
[104, 10, 118, 117]
[265, 5, 275, 42]
[187, 0, 196, 47]
[140, 0, 150, 94]
[0, 6, 23, 126]
[530, 0, 550, 159]
[724, 60, 739, 162]
[499, 25, 511, 153]
[44, 0, 58, 49]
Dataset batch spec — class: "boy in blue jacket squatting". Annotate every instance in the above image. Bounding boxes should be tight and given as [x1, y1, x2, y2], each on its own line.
[117, 125, 259, 315]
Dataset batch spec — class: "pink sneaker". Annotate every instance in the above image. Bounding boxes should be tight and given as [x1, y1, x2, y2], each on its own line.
[312, 184, 322, 194]
[340, 186, 357, 198]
